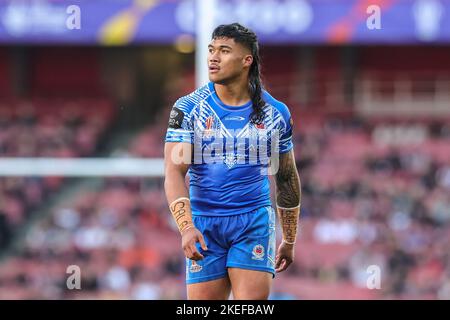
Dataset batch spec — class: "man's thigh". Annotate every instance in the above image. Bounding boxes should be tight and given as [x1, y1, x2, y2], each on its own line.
[228, 268, 272, 300]
[187, 276, 231, 300]
[226, 206, 276, 300]
[226, 206, 276, 277]
[186, 215, 229, 285]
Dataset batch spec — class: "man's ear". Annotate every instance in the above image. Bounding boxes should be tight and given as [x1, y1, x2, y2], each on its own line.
[243, 54, 253, 68]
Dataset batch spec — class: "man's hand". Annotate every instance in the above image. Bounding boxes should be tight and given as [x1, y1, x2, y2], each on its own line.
[275, 241, 295, 273]
[181, 227, 208, 261]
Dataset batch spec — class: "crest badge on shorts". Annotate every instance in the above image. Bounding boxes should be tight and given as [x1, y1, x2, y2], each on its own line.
[190, 260, 203, 273]
[252, 244, 265, 260]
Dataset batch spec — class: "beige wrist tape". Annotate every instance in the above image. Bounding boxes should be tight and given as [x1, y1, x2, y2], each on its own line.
[169, 197, 194, 234]
[277, 205, 300, 244]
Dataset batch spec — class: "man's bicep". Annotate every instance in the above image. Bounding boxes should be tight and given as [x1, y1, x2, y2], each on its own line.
[275, 149, 301, 208]
[276, 149, 296, 180]
[164, 142, 192, 176]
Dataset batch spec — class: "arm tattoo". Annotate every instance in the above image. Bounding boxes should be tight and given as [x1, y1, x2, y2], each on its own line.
[275, 150, 301, 244]
[275, 150, 301, 208]
[169, 197, 194, 234]
[277, 207, 299, 244]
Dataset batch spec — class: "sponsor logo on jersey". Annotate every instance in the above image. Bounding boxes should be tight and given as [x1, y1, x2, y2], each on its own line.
[203, 116, 215, 138]
[224, 116, 245, 121]
[205, 116, 214, 130]
[168, 107, 184, 129]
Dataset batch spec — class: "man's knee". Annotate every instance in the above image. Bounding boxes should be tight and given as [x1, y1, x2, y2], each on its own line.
[187, 277, 231, 300]
[228, 268, 272, 300]
[232, 288, 270, 300]
[188, 288, 230, 300]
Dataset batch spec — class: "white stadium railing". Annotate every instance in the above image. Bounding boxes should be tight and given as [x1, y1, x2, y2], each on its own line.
[0, 158, 165, 177]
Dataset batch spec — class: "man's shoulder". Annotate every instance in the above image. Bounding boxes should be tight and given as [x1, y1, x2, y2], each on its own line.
[173, 83, 213, 114]
[262, 90, 291, 117]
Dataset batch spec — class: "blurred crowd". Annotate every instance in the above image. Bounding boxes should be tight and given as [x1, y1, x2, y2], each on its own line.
[1, 103, 449, 299]
[0, 98, 114, 251]
[288, 114, 450, 299]
[0, 177, 184, 299]
[1, 48, 449, 298]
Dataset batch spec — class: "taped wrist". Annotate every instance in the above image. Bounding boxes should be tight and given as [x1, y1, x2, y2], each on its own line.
[277, 205, 300, 244]
[169, 197, 194, 234]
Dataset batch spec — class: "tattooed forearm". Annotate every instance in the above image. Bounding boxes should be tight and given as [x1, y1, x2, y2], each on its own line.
[275, 150, 301, 244]
[275, 150, 301, 208]
[169, 197, 194, 234]
[277, 206, 299, 244]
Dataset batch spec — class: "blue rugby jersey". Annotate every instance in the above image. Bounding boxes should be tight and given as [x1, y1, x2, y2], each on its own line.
[165, 82, 293, 216]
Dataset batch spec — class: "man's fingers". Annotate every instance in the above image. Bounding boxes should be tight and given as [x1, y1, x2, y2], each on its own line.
[276, 258, 292, 273]
[275, 259, 286, 272]
[184, 246, 193, 260]
[191, 252, 204, 260]
[275, 255, 282, 270]
[182, 230, 207, 260]
[190, 243, 204, 260]
[198, 233, 208, 251]
[192, 253, 204, 261]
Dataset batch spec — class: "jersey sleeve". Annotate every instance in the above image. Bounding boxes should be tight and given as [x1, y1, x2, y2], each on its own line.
[165, 98, 194, 144]
[278, 103, 294, 154]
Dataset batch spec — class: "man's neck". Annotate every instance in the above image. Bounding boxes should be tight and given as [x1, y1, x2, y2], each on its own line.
[214, 78, 251, 107]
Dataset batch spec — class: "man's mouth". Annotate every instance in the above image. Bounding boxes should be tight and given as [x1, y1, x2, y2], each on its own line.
[209, 65, 220, 73]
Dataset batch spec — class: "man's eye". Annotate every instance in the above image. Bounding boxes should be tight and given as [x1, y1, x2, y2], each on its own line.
[222, 50, 230, 54]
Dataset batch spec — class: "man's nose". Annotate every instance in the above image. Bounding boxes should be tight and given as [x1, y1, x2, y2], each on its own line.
[209, 52, 219, 62]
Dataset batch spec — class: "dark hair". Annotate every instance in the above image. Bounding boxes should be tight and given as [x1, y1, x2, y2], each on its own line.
[211, 23, 265, 125]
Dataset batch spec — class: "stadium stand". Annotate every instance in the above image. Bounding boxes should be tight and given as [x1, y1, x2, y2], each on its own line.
[1, 46, 450, 300]
[0, 97, 115, 250]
